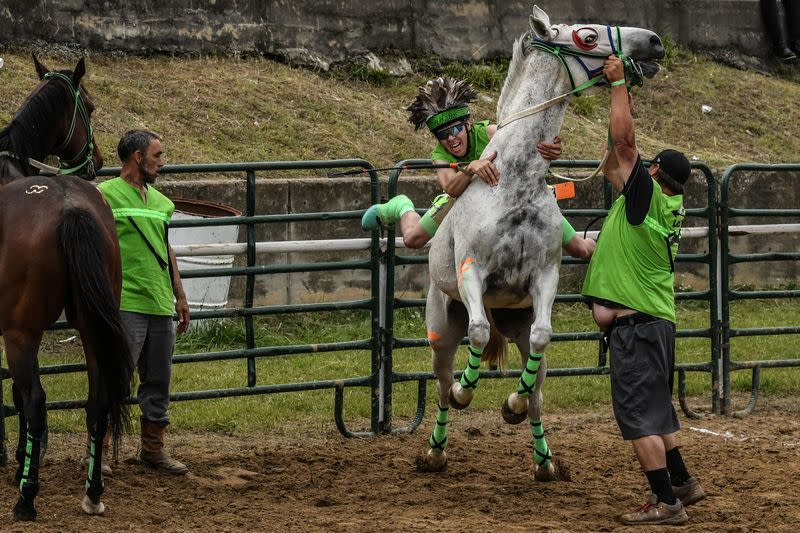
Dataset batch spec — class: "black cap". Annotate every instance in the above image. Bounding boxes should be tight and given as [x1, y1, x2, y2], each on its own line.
[652, 149, 691, 185]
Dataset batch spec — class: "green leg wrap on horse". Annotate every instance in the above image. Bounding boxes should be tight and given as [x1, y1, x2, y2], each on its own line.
[85, 436, 97, 491]
[418, 193, 453, 237]
[428, 405, 449, 450]
[530, 419, 552, 466]
[19, 432, 41, 496]
[460, 346, 483, 389]
[516, 352, 542, 396]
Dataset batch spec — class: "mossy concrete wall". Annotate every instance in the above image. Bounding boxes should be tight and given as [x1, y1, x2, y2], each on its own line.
[0, 1, 778, 65]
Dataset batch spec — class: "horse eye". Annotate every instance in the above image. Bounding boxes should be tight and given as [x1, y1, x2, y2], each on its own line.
[584, 33, 597, 44]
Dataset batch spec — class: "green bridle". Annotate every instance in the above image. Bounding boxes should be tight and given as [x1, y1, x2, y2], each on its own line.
[42, 71, 97, 176]
[497, 26, 644, 130]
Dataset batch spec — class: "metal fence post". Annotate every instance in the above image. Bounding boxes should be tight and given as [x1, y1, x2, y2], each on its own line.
[245, 170, 257, 387]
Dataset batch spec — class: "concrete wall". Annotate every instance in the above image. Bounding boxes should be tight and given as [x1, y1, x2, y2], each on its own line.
[0, 1, 777, 65]
[151, 167, 800, 306]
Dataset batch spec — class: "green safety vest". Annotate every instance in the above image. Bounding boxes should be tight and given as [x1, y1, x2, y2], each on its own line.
[582, 178, 685, 322]
[98, 177, 175, 316]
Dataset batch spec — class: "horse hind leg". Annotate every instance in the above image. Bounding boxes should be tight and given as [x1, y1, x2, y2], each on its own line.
[449, 258, 490, 409]
[5, 333, 47, 521]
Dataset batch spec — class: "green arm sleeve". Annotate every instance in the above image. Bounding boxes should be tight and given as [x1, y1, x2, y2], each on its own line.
[562, 218, 577, 246]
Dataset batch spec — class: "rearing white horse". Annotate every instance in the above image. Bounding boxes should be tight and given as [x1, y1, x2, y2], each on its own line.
[419, 5, 665, 479]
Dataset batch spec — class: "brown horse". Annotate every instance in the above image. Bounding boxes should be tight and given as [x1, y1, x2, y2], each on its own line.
[0, 55, 133, 520]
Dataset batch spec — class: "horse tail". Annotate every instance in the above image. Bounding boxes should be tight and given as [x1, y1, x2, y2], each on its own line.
[57, 209, 133, 449]
[481, 309, 508, 370]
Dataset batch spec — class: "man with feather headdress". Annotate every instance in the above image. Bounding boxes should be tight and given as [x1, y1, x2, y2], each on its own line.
[361, 77, 594, 259]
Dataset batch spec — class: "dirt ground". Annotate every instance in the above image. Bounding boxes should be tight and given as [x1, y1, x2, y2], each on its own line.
[1, 396, 799, 532]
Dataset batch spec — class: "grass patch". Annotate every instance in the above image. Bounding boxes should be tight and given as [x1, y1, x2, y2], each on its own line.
[1, 47, 797, 170]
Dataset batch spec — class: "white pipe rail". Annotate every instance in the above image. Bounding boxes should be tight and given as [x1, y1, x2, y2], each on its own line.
[171, 223, 800, 257]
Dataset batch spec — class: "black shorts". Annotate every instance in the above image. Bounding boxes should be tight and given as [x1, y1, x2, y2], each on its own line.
[608, 313, 680, 440]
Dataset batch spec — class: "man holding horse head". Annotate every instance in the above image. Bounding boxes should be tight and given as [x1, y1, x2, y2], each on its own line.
[581, 55, 705, 525]
[94, 129, 190, 475]
[360, 77, 595, 260]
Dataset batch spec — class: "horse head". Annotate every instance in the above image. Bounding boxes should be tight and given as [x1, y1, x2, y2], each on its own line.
[29, 54, 103, 180]
[496, 5, 664, 141]
[528, 5, 663, 90]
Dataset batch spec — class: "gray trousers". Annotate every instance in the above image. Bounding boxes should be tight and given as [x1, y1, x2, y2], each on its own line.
[121, 311, 176, 426]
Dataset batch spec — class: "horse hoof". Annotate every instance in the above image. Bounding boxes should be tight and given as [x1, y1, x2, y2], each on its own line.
[416, 450, 447, 472]
[449, 383, 473, 410]
[534, 457, 571, 482]
[501, 398, 528, 424]
[81, 494, 105, 515]
[12, 498, 37, 521]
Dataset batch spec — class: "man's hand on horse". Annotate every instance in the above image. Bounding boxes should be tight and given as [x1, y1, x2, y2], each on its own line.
[603, 55, 625, 84]
[467, 151, 500, 187]
[537, 136, 562, 161]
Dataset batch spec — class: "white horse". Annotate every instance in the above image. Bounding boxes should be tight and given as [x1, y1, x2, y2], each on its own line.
[419, 5, 665, 479]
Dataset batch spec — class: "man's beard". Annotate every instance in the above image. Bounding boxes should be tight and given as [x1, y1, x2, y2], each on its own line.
[140, 163, 158, 183]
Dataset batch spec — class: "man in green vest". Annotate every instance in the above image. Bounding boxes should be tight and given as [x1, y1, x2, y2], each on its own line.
[582, 56, 705, 525]
[360, 77, 596, 260]
[96, 129, 190, 475]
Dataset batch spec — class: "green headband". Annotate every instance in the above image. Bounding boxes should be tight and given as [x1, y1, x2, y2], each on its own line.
[426, 106, 470, 131]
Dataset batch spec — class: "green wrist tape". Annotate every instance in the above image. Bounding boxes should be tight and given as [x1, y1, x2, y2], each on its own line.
[460, 346, 483, 389]
[610, 79, 626, 87]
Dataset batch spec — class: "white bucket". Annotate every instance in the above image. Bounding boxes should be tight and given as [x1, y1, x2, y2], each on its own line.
[170, 199, 241, 316]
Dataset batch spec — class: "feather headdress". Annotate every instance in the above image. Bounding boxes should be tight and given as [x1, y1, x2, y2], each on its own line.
[406, 77, 478, 132]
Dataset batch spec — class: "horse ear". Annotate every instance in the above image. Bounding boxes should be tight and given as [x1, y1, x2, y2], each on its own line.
[530, 5, 556, 39]
[32, 52, 49, 80]
[72, 57, 86, 86]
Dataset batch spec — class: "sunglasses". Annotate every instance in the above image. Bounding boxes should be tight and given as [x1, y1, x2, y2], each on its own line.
[434, 122, 466, 141]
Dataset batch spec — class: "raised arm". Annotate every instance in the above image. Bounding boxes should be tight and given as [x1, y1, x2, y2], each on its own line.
[603, 55, 638, 193]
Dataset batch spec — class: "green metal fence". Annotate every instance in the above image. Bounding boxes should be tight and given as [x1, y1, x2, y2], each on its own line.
[0, 158, 796, 466]
[378, 159, 719, 432]
[720, 164, 800, 416]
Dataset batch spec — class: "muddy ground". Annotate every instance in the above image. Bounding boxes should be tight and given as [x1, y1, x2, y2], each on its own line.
[1, 396, 799, 532]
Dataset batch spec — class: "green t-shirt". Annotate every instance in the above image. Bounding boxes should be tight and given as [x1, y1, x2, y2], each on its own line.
[429, 118, 576, 244]
[581, 158, 685, 322]
[98, 177, 175, 316]
[430, 120, 491, 163]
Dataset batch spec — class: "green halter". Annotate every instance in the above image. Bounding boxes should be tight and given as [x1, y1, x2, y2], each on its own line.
[41, 71, 96, 176]
[527, 26, 645, 93]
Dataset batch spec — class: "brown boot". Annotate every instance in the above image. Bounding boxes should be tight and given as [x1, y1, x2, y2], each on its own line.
[80, 430, 113, 476]
[138, 418, 188, 475]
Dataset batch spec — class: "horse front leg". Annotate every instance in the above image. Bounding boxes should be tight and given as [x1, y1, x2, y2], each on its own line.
[418, 289, 464, 472]
[450, 257, 489, 409]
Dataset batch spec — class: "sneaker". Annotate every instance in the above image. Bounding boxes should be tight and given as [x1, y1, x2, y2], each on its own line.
[619, 493, 689, 526]
[361, 204, 381, 230]
[673, 476, 706, 506]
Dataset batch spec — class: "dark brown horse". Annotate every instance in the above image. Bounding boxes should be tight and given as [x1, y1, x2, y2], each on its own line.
[0, 55, 133, 520]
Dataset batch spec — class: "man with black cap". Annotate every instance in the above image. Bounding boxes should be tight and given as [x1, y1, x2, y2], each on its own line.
[581, 55, 705, 525]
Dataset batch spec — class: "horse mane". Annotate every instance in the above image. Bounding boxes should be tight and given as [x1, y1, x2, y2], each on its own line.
[0, 69, 72, 164]
[496, 35, 529, 122]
